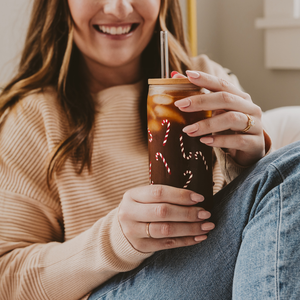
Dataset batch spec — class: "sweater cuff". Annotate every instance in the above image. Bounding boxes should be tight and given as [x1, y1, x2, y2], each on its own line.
[110, 208, 153, 263]
[214, 130, 273, 184]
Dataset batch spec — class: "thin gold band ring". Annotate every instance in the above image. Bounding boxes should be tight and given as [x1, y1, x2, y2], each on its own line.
[241, 114, 255, 133]
[146, 222, 152, 238]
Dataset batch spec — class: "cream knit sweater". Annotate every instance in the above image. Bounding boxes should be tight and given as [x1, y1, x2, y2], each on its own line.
[0, 55, 269, 300]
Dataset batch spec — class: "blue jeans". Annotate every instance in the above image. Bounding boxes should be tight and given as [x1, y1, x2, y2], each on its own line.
[89, 141, 300, 300]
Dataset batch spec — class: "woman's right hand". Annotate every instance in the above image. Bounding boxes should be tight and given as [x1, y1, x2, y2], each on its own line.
[118, 185, 215, 253]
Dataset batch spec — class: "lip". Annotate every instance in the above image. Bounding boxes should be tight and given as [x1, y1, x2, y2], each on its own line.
[93, 22, 140, 40]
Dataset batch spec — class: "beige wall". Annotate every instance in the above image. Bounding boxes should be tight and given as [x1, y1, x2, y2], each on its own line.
[180, 0, 300, 111]
[0, 0, 33, 85]
[1, 0, 300, 110]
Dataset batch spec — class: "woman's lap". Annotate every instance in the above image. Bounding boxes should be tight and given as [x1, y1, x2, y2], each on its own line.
[89, 141, 300, 300]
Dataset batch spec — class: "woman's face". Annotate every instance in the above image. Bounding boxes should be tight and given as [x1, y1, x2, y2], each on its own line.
[68, 0, 160, 70]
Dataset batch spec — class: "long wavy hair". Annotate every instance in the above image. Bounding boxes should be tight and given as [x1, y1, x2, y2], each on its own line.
[0, 0, 193, 183]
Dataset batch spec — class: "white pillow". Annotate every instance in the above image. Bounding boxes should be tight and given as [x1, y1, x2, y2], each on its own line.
[262, 106, 300, 150]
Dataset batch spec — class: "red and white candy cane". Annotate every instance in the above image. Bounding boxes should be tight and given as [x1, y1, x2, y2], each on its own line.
[162, 119, 170, 146]
[183, 170, 193, 188]
[148, 128, 153, 143]
[149, 162, 154, 184]
[155, 152, 171, 174]
[195, 151, 209, 171]
[179, 135, 192, 160]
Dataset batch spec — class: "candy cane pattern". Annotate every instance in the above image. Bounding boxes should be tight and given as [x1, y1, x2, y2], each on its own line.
[155, 152, 171, 174]
[162, 119, 170, 146]
[179, 135, 192, 160]
[183, 170, 193, 188]
[180, 135, 209, 171]
[148, 128, 153, 142]
[195, 151, 209, 171]
[149, 163, 154, 184]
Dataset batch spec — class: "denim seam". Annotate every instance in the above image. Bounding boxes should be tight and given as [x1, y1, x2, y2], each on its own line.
[276, 184, 283, 300]
[269, 163, 284, 300]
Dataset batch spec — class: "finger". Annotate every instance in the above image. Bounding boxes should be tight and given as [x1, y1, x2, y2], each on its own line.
[123, 200, 211, 223]
[186, 70, 250, 100]
[182, 111, 261, 137]
[125, 185, 204, 206]
[175, 91, 261, 117]
[146, 221, 214, 239]
[133, 235, 208, 253]
[125, 214, 212, 239]
[200, 133, 265, 163]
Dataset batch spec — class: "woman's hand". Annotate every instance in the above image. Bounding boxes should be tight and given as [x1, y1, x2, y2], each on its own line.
[173, 70, 265, 166]
[118, 185, 214, 253]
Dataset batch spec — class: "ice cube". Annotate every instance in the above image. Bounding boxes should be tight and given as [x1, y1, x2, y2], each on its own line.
[152, 94, 173, 105]
[154, 105, 185, 124]
[148, 119, 161, 132]
[147, 105, 156, 120]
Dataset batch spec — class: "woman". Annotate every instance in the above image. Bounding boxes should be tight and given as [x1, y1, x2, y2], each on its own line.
[0, 0, 299, 299]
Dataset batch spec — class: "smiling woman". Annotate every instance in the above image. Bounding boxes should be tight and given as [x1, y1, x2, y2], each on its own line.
[68, 0, 159, 90]
[1, 0, 300, 300]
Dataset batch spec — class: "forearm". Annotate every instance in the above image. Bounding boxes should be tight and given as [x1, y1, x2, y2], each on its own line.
[0, 209, 151, 300]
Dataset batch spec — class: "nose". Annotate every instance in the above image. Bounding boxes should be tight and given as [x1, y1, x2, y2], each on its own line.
[103, 0, 134, 20]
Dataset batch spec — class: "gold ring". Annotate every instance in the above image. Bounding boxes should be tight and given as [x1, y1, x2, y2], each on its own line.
[241, 114, 255, 133]
[146, 222, 152, 238]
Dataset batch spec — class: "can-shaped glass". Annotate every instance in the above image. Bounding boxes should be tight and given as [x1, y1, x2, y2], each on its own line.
[147, 78, 213, 210]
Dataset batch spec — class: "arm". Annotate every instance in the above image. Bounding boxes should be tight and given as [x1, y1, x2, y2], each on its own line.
[0, 94, 152, 300]
[173, 70, 265, 175]
[176, 55, 273, 183]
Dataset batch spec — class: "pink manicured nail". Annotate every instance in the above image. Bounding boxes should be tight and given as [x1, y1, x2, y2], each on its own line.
[183, 123, 199, 134]
[186, 70, 200, 78]
[190, 193, 204, 202]
[202, 222, 215, 231]
[171, 71, 179, 78]
[200, 136, 214, 144]
[174, 98, 191, 108]
[198, 210, 211, 219]
[194, 235, 207, 242]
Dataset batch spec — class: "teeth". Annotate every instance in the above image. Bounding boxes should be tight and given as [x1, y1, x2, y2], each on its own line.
[98, 25, 132, 35]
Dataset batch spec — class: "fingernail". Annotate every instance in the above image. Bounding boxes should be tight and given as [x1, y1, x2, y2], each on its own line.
[190, 193, 204, 202]
[202, 222, 215, 231]
[194, 235, 207, 242]
[183, 123, 199, 134]
[171, 71, 179, 78]
[174, 98, 191, 108]
[200, 136, 214, 144]
[186, 70, 200, 78]
[198, 210, 211, 219]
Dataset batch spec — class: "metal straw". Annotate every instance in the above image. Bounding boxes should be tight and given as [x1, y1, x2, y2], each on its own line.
[160, 31, 169, 78]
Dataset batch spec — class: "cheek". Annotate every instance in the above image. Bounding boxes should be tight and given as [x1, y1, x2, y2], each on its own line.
[68, 0, 97, 30]
[137, 0, 160, 25]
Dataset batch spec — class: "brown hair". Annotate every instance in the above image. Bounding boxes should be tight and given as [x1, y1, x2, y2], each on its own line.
[0, 0, 193, 183]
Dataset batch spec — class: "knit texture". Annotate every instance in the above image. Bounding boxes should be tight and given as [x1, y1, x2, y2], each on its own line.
[0, 55, 256, 300]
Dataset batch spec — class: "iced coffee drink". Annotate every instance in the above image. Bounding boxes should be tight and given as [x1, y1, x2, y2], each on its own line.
[147, 78, 213, 210]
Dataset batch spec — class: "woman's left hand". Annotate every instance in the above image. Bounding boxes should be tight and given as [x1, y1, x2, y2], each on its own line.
[173, 70, 265, 166]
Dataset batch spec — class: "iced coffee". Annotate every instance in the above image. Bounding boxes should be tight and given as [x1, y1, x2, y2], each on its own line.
[147, 78, 213, 210]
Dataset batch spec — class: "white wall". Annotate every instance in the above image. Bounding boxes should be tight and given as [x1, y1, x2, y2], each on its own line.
[180, 0, 300, 111]
[0, 0, 33, 85]
[1, 0, 300, 111]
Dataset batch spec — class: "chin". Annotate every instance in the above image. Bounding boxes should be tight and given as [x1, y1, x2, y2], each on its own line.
[94, 53, 140, 69]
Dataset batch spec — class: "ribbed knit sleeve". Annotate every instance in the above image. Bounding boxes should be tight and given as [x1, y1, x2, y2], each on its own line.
[0, 89, 152, 300]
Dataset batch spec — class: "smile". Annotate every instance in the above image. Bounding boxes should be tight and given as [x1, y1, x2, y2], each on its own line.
[93, 23, 139, 36]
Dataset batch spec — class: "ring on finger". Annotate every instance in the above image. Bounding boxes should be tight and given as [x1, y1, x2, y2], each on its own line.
[241, 114, 255, 133]
[146, 222, 152, 238]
